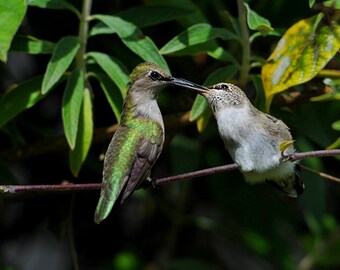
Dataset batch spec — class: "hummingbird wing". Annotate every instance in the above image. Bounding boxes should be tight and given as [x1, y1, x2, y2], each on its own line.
[94, 120, 164, 224]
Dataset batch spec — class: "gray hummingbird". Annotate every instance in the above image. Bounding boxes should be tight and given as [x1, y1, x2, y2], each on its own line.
[190, 82, 304, 197]
[94, 62, 207, 224]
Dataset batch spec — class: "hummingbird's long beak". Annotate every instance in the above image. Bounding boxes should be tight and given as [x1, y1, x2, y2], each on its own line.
[171, 77, 210, 94]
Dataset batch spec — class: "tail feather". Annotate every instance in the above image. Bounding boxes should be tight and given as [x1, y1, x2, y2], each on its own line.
[94, 196, 114, 224]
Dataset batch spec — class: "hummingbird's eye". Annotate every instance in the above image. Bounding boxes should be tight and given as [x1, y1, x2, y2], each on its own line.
[149, 71, 162, 81]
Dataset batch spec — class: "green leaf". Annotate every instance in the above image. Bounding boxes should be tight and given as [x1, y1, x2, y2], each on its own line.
[26, 0, 80, 18]
[323, 0, 340, 8]
[90, 72, 123, 122]
[0, 0, 27, 62]
[160, 23, 237, 55]
[207, 46, 239, 64]
[93, 15, 169, 72]
[62, 69, 84, 150]
[0, 76, 43, 128]
[327, 137, 340, 150]
[90, 5, 193, 36]
[70, 88, 93, 177]
[42, 36, 80, 94]
[87, 52, 129, 95]
[309, 0, 316, 8]
[10, 35, 55, 54]
[332, 120, 340, 131]
[262, 14, 340, 111]
[244, 3, 274, 35]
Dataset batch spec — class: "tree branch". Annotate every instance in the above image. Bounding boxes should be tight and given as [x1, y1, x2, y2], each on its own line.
[0, 149, 339, 194]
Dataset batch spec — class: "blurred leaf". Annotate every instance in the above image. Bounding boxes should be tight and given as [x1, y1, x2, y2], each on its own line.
[327, 137, 340, 150]
[10, 35, 55, 54]
[26, 0, 80, 17]
[332, 120, 340, 131]
[112, 251, 140, 270]
[91, 72, 123, 122]
[70, 88, 93, 177]
[87, 52, 129, 95]
[324, 0, 340, 8]
[90, 5, 193, 36]
[251, 74, 266, 112]
[243, 229, 270, 256]
[262, 14, 340, 111]
[160, 23, 238, 55]
[244, 3, 273, 35]
[93, 14, 169, 72]
[42, 36, 80, 94]
[62, 69, 84, 150]
[0, 76, 44, 128]
[207, 46, 239, 64]
[0, 0, 27, 62]
[309, 0, 316, 8]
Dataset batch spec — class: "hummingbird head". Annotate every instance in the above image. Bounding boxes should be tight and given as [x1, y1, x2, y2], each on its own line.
[127, 62, 208, 99]
[203, 83, 249, 113]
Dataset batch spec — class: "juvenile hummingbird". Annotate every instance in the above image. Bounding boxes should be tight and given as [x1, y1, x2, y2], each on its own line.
[190, 82, 304, 197]
[94, 62, 207, 224]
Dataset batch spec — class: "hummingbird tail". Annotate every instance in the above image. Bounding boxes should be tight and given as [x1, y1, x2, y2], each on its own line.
[94, 196, 114, 224]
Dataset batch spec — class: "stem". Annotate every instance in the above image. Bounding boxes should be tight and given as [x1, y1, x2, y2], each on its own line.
[237, 0, 251, 88]
[316, 69, 340, 78]
[1, 149, 340, 194]
[76, 0, 92, 74]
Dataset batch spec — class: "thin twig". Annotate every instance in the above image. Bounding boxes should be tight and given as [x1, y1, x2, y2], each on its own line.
[0, 149, 339, 194]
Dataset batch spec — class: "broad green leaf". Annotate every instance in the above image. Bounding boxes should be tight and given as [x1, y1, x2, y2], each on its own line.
[207, 46, 239, 64]
[26, 0, 80, 18]
[10, 35, 55, 54]
[90, 5, 192, 36]
[190, 65, 238, 132]
[93, 15, 169, 72]
[87, 52, 129, 95]
[244, 3, 273, 35]
[324, 0, 340, 8]
[42, 36, 80, 94]
[0, 76, 43, 128]
[70, 88, 93, 177]
[90, 72, 123, 122]
[62, 69, 84, 150]
[0, 0, 27, 62]
[262, 14, 340, 111]
[160, 23, 238, 55]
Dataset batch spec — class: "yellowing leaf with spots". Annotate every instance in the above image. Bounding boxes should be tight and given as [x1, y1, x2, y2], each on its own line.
[262, 13, 340, 111]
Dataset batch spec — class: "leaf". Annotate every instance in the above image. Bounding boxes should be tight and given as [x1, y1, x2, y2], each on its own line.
[42, 36, 80, 94]
[0, 0, 27, 62]
[244, 3, 273, 35]
[262, 14, 340, 111]
[207, 46, 239, 64]
[90, 72, 123, 122]
[309, 0, 316, 8]
[93, 15, 169, 72]
[327, 137, 340, 150]
[70, 88, 93, 177]
[0, 76, 43, 128]
[87, 52, 129, 95]
[62, 69, 84, 150]
[332, 120, 340, 131]
[160, 23, 237, 55]
[10, 35, 55, 54]
[26, 0, 80, 17]
[279, 140, 295, 153]
[90, 5, 193, 36]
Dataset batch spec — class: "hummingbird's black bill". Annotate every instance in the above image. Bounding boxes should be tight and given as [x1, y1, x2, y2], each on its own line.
[171, 77, 210, 94]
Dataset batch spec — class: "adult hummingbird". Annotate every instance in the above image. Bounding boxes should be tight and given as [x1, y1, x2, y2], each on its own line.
[189, 82, 304, 197]
[94, 62, 207, 224]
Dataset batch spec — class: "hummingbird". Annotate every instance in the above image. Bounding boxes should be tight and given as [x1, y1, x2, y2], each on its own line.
[189, 82, 304, 197]
[94, 62, 207, 224]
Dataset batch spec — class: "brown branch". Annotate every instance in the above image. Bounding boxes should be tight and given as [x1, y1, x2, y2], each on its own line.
[0, 149, 339, 194]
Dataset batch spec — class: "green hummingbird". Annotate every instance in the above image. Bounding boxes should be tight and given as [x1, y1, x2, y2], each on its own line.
[94, 62, 207, 224]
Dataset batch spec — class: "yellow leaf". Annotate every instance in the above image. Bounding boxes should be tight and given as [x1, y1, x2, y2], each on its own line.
[262, 13, 340, 111]
[279, 140, 295, 153]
